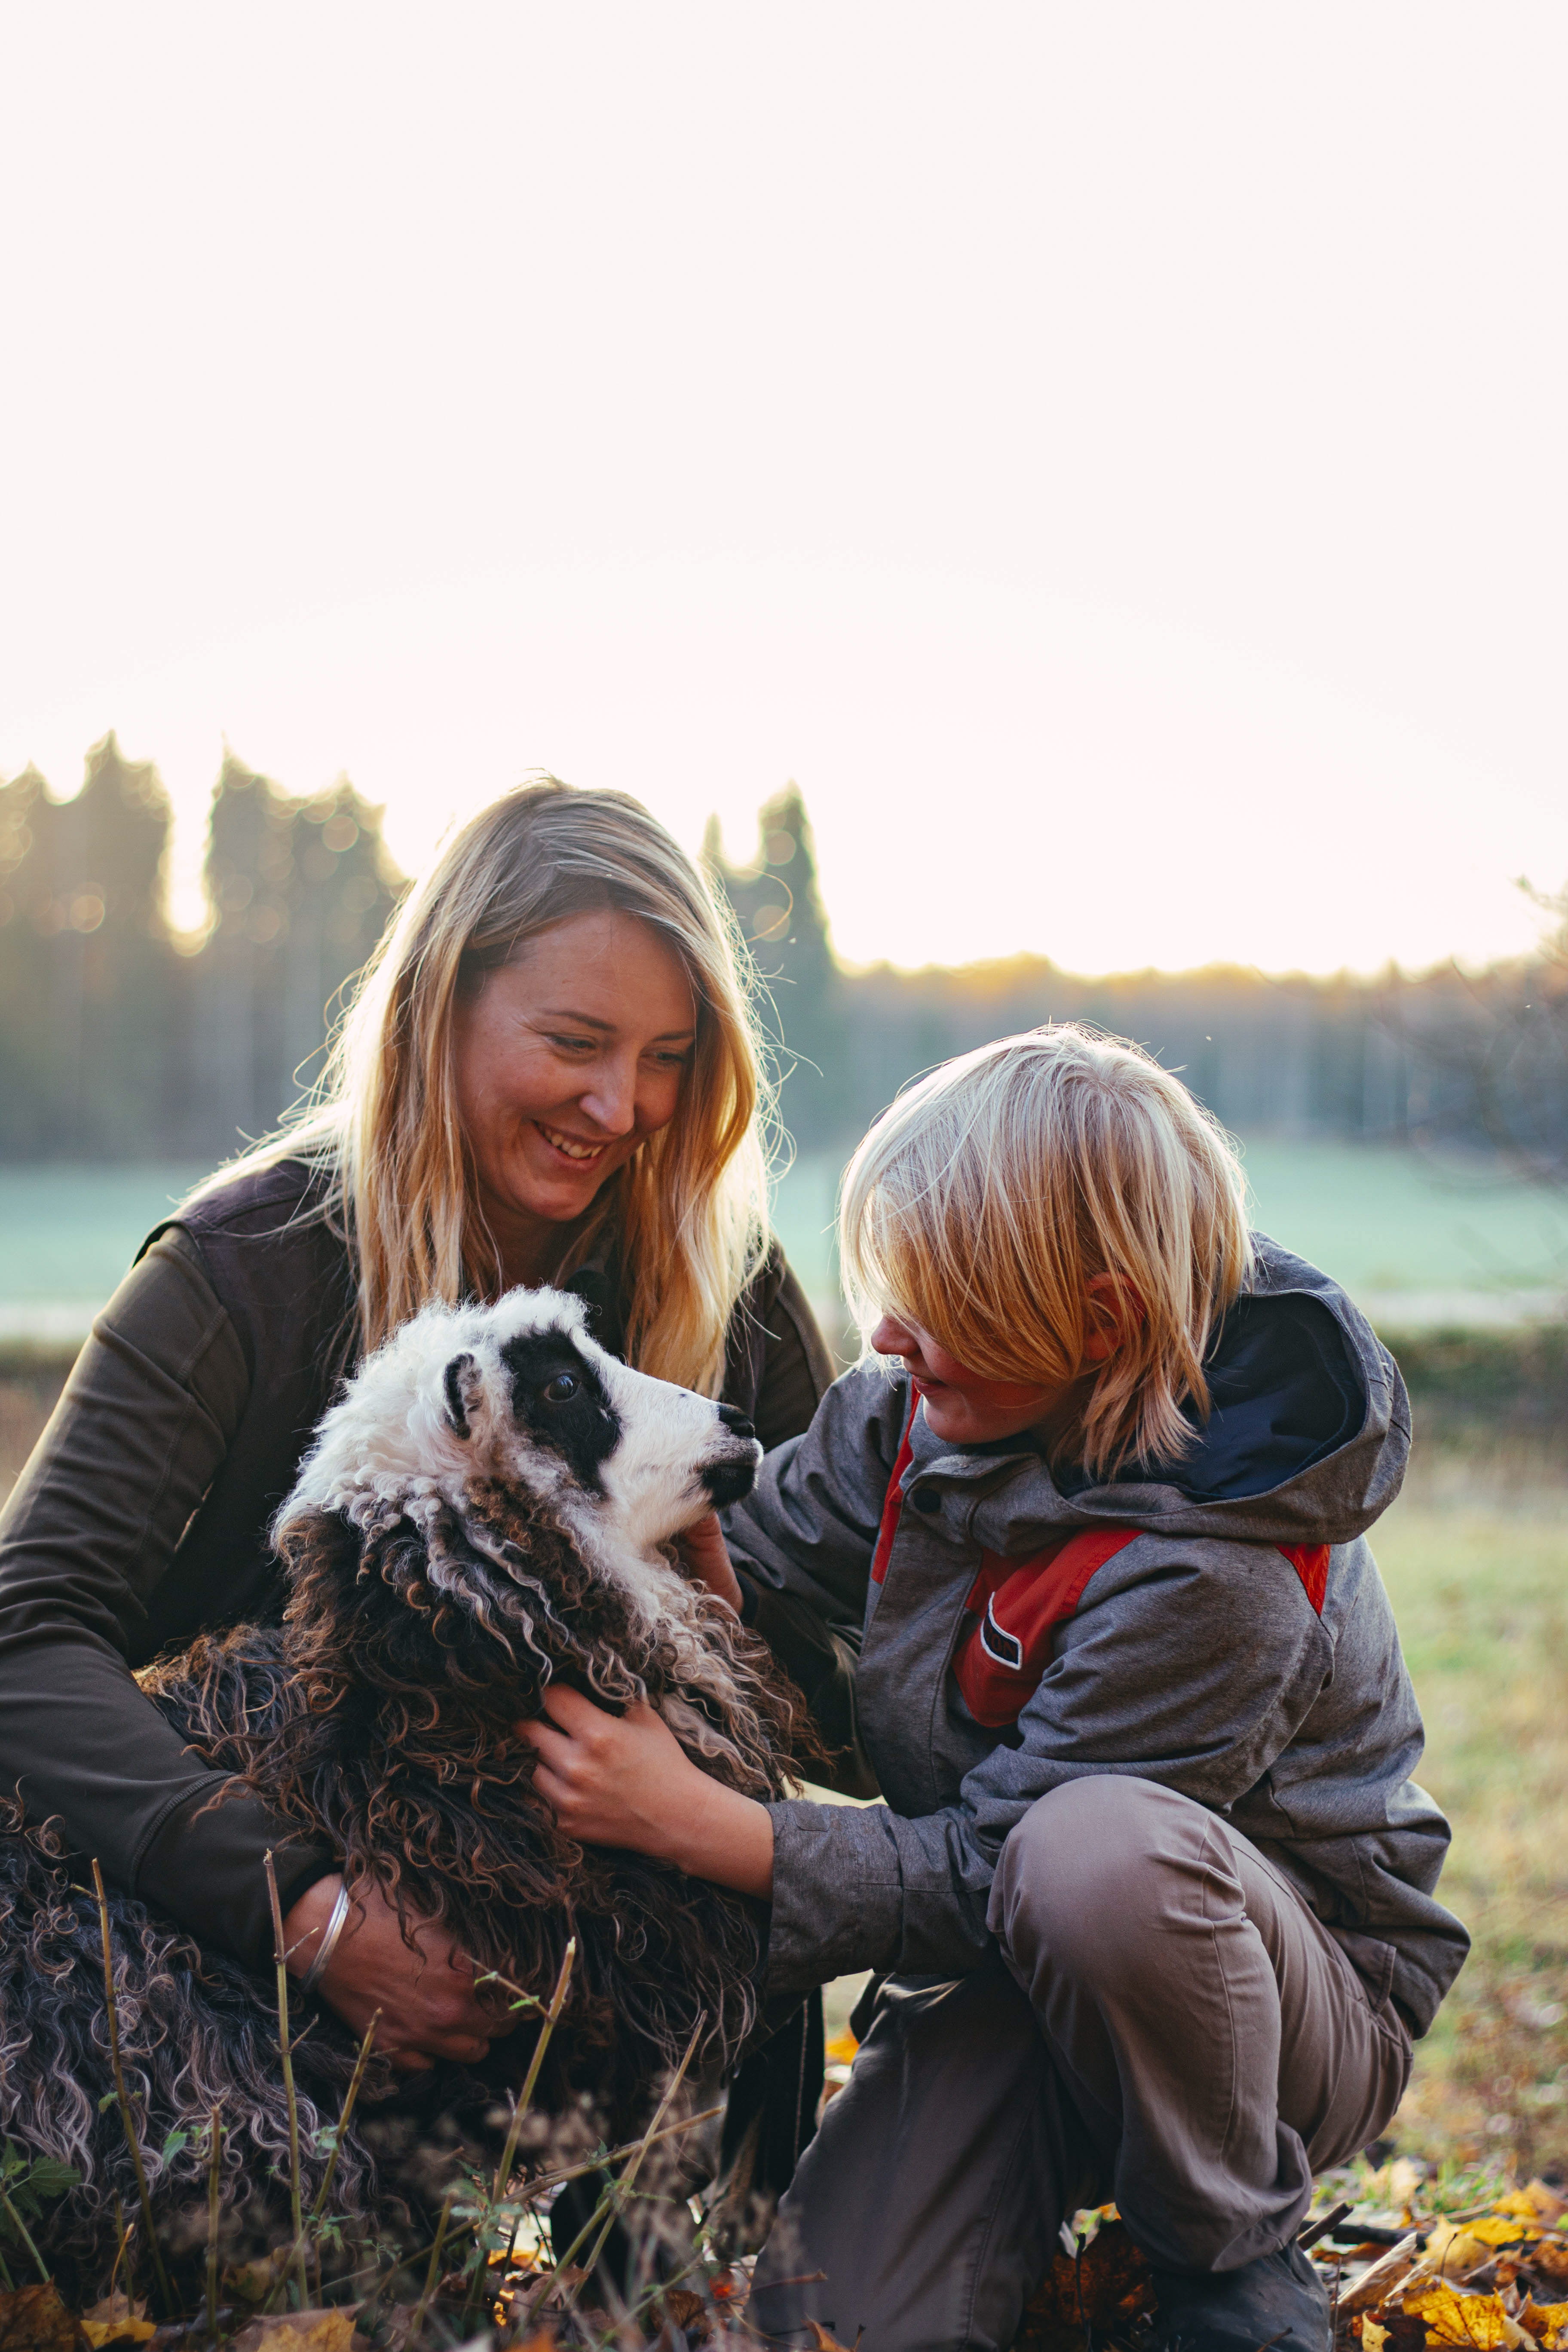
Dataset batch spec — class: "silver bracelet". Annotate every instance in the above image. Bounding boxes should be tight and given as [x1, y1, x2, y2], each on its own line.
[298, 1883, 352, 1998]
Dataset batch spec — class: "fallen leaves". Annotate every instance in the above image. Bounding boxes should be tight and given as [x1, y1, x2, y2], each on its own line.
[1402, 2282, 1532, 2345]
[0, 2282, 80, 2351]
[230, 2312, 358, 2351]
[80, 2290, 155, 2346]
[1015, 2214, 1155, 2351]
[1319, 2175, 1568, 2349]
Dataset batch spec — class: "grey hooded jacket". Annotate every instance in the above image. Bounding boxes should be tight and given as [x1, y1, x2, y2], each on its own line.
[724, 1236, 1468, 2036]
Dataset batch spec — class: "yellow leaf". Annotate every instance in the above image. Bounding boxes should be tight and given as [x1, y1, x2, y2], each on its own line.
[1361, 2324, 1389, 2352]
[81, 2292, 156, 2346]
[231, 2312, 357, 2352]
[823, 2029, 858, 2066]
[1516, 2298, 1568, 2346]
[1403, 2282, 1530, 2346]
[226, 2251, 291, 2305]
[1467, 2214, 1542, 2247]
[1425, 2219, 1506, 2278]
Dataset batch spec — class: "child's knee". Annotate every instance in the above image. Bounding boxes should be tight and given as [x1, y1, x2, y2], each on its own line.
[989, 1776, 1203, 1982]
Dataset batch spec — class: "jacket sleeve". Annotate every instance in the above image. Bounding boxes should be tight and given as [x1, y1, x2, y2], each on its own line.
[726, 1365, 905, 1798]
[762, 1534, 1336, 1994]
[0, 1230, 335, 1967]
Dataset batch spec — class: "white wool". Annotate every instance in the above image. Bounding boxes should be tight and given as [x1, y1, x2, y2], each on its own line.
[273, 1286, 763, 1719]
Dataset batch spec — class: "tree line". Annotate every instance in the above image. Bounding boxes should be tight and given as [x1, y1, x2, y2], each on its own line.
[0, 738, 400, 1158]
[0, 741, 1560, 1167]
[707, 787, 1567, 1167]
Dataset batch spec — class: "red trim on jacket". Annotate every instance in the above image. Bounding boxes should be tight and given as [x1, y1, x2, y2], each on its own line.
[869, 1400, 917, 1586]
[1279, 1543, 1330, 1615]
[870, 1403, 1333, 1722]
[953, 1528, 1141, 1726]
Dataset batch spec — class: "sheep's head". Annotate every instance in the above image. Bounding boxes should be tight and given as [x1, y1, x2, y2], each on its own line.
[276, 1287, 763, 1594]
[270, 1287, 798, 1798]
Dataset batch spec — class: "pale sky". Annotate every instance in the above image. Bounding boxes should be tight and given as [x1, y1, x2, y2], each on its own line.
[2, 4, 1565, 976]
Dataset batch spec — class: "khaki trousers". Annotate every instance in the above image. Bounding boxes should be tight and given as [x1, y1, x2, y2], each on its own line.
[750, 1776, 1412, 2352]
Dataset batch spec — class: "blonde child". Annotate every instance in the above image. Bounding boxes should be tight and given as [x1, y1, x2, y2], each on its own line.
[524, 1026, 1466, 2352]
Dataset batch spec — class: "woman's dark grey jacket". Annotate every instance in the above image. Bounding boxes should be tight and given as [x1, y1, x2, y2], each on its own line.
[0, 1161, 833, 1972]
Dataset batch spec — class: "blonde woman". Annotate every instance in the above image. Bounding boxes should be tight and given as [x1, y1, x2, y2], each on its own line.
[0, 782, 834, 2125]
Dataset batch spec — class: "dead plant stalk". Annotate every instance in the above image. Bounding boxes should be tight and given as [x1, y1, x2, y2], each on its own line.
[263, 1849, 309, 2313]
[551, 2011, 707, 2323]
[91, 1857, 175, 2319]
[492, 1936, 577, 2202]
[205, 2105, 223, 2341]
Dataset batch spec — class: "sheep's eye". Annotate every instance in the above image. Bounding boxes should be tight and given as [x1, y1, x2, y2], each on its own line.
[542, 1373, 579, 1404]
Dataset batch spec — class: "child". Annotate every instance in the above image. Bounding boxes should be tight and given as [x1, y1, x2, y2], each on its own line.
[523, 1025, 1467, 2352]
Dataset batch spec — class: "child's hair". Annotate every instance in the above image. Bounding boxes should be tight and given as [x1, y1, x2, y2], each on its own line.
[838, 1023, 1254, 1480]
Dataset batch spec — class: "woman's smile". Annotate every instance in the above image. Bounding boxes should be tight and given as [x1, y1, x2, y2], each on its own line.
[453, 904, 698, 1286]
[534, 1121, 611, 1166]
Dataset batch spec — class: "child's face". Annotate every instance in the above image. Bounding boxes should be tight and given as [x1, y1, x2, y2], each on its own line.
[869, 1311, 1065, 1447]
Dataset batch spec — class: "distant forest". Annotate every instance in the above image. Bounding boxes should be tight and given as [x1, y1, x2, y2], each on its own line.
[0, 737, 1561, 1167]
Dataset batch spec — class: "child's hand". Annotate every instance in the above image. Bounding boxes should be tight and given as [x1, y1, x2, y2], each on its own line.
[519, 1684, 774, 1898]
[674, 1509, 744, 1613]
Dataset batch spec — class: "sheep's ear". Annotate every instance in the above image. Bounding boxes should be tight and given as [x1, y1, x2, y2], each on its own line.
[443, 1352, 480, 1440]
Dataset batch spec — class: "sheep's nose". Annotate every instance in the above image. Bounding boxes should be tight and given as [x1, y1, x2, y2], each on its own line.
[717, 1403, 756, 1439]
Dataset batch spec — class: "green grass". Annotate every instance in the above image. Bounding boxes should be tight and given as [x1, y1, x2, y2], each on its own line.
[2, 1142, 1566, 1332]
[1234, 1137, 1568, 1299]
[1369, 1449, 1568, 2173]
[0, 1165, 208, 1304]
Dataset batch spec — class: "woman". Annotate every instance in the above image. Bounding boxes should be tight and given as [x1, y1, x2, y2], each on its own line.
[0, 781, 835, 2152]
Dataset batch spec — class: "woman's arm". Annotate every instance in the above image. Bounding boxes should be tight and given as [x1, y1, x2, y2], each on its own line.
[0, 1232, 508, 2066]
[0, 1231, 338, 1956]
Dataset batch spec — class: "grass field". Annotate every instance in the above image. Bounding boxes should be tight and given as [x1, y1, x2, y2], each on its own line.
[5, 1139, 1568, 1338]
[1374, 1444, 1568, 2174]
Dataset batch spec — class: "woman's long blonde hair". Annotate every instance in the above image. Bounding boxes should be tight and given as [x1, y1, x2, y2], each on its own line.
[838, 1023, 1253, 1480]
[190, 781, 774, 1392]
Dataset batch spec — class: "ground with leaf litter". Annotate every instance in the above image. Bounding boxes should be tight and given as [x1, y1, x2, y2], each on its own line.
[1, 1424, 1562, 2348]
[8, 2160, 1568, 2349]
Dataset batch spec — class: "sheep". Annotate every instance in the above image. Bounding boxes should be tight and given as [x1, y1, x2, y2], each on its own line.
[0, 1286, 813, 2297]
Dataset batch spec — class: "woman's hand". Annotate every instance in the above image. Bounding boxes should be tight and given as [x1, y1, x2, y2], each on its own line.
[520, 1685, 774, 1899]
[674, 1510, 744, 1614]
[283, 1874, 511, 2074]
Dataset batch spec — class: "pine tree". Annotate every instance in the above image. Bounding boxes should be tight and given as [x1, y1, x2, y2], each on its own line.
[0, 736, 174, 1153]
[704, 785, 845, 1145]
[191, 754, 403, 1154]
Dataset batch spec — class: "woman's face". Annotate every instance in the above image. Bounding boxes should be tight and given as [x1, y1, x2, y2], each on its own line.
[453, 906, 697, 1277]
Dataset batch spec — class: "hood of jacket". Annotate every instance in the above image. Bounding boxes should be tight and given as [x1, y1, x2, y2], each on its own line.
[903, 1231, 1410, 1553]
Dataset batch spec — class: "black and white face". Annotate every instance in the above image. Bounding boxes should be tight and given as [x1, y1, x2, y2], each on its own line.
[450, 1313, 763, 1547]
[281, 1287, 763, 1629]
[292, 1286, 762, 1567]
